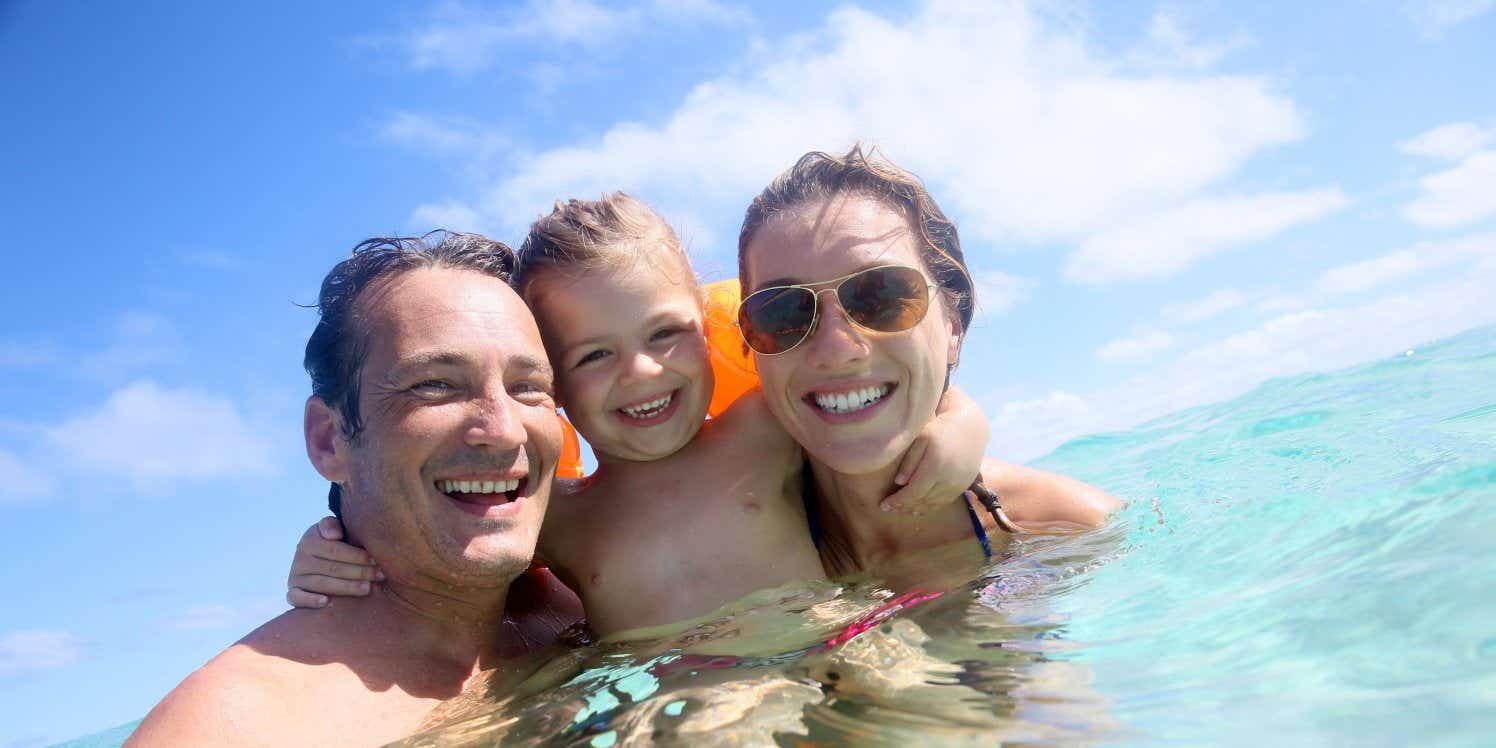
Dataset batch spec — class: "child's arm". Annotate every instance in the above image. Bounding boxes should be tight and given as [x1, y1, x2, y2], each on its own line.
[286, 517, 382, 607]
[881, 386, 989, 512]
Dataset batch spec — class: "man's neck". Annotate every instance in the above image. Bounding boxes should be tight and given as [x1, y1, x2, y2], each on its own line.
[357, 576, 518, 671]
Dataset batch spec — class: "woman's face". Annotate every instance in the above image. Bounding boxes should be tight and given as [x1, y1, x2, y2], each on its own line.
[741, 195, 961, 476]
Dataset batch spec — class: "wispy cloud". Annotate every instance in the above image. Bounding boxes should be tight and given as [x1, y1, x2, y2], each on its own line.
[1161, 288, 1247, 324]
[1404, 0, 1495, 37]
[969, 269, 1034, 323]
[400, 0, 1315, 277]
[1400, 121, 1496, 161]
[45, 380, 278, 492]
[0, 340, 60, 369]
[1065, 188, 1350, 285]
[366, 0, 749, 76]
[0, 629, 85, 677]
[0, 449, 54, 504]
[78, 312, 186, 381]
[1403, 150, 1496, 229]
[1095, 330, 1176, 363]
[992, 234, 1496, 461]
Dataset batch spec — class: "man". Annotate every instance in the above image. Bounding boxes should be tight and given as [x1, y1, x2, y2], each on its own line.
[129, 233, 578, 746]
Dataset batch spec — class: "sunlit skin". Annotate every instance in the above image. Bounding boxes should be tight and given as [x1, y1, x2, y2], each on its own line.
[129, 267, 568, 747]
[743, 197, 961, 479]
[743, 195, 1121, 574]
[526, 260, 714, 464]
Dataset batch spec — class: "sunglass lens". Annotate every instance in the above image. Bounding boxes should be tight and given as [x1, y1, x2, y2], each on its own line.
[740, 287, 816, 354]
[839, 266, 929, 332]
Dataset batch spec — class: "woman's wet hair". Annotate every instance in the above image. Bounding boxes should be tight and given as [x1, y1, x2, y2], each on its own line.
[515, 191, 696, 296]
[737, 145, 976, 334]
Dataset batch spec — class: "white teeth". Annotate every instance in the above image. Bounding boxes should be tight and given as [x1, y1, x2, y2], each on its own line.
[813, 385, 891, 414]
[440, 479, 521, 494]
[620, 392, 674, 419]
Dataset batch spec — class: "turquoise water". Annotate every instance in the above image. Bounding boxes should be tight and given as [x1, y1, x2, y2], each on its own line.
[77, 325, 1496, 746]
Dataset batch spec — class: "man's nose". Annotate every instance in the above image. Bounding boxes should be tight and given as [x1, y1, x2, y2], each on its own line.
[803, 289, 869, 369]
[464, 389, 527, 449]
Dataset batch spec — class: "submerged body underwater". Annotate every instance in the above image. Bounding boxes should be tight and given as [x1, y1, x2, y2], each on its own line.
[391, 324, 1496, 747]
[80, 324, 1496, 747]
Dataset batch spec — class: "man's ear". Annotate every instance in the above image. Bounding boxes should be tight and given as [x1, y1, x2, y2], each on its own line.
[304, 396, 350, 483]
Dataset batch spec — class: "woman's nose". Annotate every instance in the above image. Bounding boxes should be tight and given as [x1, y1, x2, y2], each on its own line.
[804, 290, 869, 369]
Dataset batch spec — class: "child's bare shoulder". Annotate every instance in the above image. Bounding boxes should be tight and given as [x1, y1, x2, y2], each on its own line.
[708, 390, 797, 456]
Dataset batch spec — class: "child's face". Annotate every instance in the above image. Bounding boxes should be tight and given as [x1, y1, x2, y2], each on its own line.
[527, 260, 714, 463]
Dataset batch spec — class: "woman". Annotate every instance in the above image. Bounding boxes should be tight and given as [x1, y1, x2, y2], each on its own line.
[733, 145, 1117, 576]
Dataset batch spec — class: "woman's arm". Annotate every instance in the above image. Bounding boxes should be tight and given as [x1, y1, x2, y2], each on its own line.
[979, 459, 1122, 530]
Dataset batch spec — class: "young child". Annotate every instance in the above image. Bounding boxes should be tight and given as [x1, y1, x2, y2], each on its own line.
[289, 193, 992, 636]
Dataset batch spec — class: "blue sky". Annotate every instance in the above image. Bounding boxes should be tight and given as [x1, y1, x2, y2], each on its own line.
[2, 0, 1495, 743]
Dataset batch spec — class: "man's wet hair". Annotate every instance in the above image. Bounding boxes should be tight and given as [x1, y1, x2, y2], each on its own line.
[304, 231, 517, 518]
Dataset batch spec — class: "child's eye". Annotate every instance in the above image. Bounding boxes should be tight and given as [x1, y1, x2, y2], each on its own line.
[575, 349, 610, 368]
[651, 327, 684, 342]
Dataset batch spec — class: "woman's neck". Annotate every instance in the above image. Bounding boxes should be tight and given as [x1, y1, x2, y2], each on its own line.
[808, 460, 977, 577]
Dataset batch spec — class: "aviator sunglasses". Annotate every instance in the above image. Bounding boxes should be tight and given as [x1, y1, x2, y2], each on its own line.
[737, 265, 936, 355]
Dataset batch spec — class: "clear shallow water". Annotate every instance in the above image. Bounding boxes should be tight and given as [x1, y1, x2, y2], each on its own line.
[395, 324, 1496, 747]
[78, 325, 1496, 747]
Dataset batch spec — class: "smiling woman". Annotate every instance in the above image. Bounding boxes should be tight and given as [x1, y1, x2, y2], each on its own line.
[738, 146, 1118, 575]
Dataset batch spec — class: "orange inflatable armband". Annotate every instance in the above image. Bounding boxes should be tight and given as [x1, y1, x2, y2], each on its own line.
[701, 279, 759, 418]
[557, 413, 584, 479]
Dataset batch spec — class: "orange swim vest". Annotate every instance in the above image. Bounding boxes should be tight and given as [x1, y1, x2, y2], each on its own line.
[554, 279, 758, 479]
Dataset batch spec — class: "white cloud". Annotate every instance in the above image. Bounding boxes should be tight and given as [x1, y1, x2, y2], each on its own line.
[0, 629, 85, 676]
[167, 598, 286, 632]
[1127, 12, 1248, 71]
[1403, 150, 1496, 229]
[419, 0, 1310, 260]
[374, 0, 749, 75]
[1313, 231, 1496, 296]
[1401, 121, 1496, 161]
[1065, 188, 1350, 285]
[988, 391, 1095, 463]
[1404, 0, 1495, 37]
[995, 241, 1496, 461]
[45, 380, 277, 491]
[78, 312, 185, 381]
[1161, 288, 1246, 324]
[412, 200, 487, 233]
[0, 449, 54, 503]
[381, 112, 509, 157]
[1095, 330, 1175, 362]
[1314, 250, 1424, 296]
[969, 269, 1034, 322]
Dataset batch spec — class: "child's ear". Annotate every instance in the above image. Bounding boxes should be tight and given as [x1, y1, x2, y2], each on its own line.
[304, 396, 350, 483]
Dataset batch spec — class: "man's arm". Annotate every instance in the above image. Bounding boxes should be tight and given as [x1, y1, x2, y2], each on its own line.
[980, 458, 1122, 530]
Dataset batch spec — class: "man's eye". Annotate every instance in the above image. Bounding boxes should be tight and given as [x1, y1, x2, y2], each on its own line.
[410, 380, 454, 395]
[511, 381, 555, 403]
[575, 349, 610, 368]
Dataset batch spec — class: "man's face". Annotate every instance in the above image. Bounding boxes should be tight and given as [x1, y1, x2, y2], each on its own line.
[328, 266, 561, 587]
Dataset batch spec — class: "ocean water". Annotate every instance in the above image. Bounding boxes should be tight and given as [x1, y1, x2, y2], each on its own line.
[78, 325, 1496, 746]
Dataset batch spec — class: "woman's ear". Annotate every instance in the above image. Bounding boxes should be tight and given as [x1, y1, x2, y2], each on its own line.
[945, 305, 963, 368]
[304, 396, 350, 484]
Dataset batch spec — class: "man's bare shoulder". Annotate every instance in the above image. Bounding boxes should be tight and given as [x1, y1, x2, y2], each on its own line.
[127, 629, 301, 746]
[127, 612, 359, 747]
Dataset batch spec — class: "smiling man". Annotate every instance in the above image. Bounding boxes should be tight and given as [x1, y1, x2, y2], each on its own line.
[129, 233, 575, 746]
